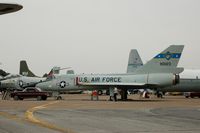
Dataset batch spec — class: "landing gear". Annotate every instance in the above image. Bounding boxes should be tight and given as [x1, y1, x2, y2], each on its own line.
[56, 96, 62, 100]
[109, 87, 128, 101]
[120, 88, 128, 101]
[52, 91, 63, 100]
[97, 90, 103, 95]
[156, 91, 163, 98]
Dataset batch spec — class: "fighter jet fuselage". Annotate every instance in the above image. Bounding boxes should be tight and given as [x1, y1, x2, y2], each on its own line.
[36, 73, 179, 92]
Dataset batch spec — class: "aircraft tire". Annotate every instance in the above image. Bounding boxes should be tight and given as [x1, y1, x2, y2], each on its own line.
[98, 90, 103, 95]
[106, 90, 110, 95]
[56, 96, 62, 100]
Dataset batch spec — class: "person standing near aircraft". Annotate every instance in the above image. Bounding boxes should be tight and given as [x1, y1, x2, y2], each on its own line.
[109, 87, 118, 101]
[91, 90, 99, 101]
[113, 87, 118, 101]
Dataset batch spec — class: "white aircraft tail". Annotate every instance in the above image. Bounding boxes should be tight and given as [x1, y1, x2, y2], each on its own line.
[134, 45, 184, 74]
[127, 49, 143, 73]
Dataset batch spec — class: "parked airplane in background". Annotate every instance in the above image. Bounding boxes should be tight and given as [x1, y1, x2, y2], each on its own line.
[0, 2, 23, 93]
[36, 45, 184, 100]
[0, 61, 45, 91]
[127, 49, 143, 73]
[0, 60, 71, 92]
[127, 48, 200, 96]
[160, 69, 200, 93]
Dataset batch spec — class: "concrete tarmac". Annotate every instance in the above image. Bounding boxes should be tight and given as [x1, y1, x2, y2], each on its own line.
[0, 94, 200, 133]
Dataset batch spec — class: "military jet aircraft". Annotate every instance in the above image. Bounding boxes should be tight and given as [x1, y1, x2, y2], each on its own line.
[159, 69, 200, 94]
[0, 60, 71, 91]
[0, 61, 46, 91]
[36, 45, 184, 100]
[0, 2, 23, 90]
[127, 47, 200, 97]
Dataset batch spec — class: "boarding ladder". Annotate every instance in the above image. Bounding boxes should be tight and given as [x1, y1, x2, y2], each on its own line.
[2, 90, 11, 100]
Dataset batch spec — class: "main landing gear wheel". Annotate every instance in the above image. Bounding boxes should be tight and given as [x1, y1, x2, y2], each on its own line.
[120, 89, 128, 101]
[56, 96, 62, 100]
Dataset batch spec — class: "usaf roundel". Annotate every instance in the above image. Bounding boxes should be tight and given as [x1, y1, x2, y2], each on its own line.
[60, 81, 66, 88]
[18, 80, 23, 87]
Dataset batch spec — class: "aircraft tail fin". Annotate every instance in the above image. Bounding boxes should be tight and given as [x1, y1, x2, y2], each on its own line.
[44, 67, 73, 79]
[19, 60, 36, 77]
[0, 69, 9, 77]
[127, 49, 143, 73]
[134, 45, 184, 74]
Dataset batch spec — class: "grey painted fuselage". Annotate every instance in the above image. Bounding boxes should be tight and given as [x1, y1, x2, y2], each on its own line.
[36, 73, 176, 92]
[160, 69, 200, 92]
[127, 49, 200, 92]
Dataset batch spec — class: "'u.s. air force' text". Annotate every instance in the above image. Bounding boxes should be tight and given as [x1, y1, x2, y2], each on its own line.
[78, 77, 122, 83]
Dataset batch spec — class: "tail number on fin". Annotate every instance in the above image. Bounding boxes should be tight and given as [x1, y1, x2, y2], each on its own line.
[22, 72, 28, 76]
[160, 62, 171, 66]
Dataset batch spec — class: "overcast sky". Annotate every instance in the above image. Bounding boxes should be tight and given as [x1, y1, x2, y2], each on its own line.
[0, 0, 200, 76]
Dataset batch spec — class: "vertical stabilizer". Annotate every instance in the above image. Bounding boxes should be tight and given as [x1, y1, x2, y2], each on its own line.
[43, 67, 60, 78]
[20, 60, 36, 77]
[127, 49, 143, 73]
[134, 45, 184, 74]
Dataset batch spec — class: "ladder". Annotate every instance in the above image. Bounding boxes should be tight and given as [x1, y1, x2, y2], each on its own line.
[2, 90, 11, 100]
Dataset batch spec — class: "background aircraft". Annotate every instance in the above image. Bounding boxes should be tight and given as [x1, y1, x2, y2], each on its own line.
[127, 49, 143, 73]
[0, 61, 70, 90]
[160, 69, 200, 93]
[36, 45, 184, 100]
[0, 61, 48, 100]
[127, 48, 200, 97]
[0, 2, 23, 98]
[0, 61, 45, 91]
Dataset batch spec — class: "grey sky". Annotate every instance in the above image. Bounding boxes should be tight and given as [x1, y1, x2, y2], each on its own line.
[1, 0, 200, 76]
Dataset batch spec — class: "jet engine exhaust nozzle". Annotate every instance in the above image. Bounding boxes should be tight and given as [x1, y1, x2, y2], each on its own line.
[173, 74, 180, 85]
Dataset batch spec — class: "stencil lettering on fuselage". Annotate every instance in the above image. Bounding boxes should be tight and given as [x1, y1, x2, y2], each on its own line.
[79, 77, 122, 83]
